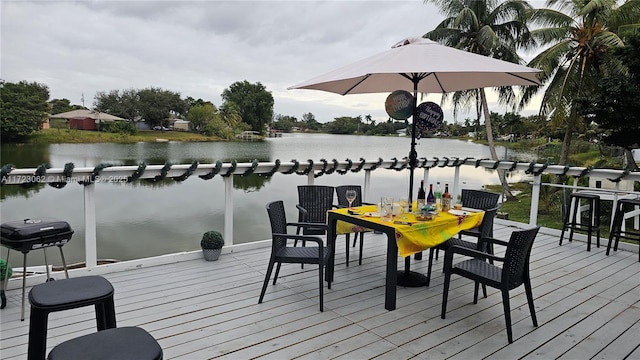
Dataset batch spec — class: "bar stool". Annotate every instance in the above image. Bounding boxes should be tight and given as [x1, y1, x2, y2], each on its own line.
[607, 198, 640, 262]
[27, 276, 116, 360]
[47, 326, 163, 360]
[559, 192, 601, 251]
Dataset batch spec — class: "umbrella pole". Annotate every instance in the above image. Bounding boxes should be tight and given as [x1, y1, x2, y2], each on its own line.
[408, 80, 419, 211]
[397, 78, 428, 288]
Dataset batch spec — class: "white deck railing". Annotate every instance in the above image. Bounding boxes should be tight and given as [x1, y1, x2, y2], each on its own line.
[2, 158, 639, 268]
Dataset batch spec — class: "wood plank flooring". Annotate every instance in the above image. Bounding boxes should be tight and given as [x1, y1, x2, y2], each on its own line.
[1, 221, 638, 359]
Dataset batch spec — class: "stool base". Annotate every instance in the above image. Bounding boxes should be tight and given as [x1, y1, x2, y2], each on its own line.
[560, 193, 601, 251]
[607, 198, 640, 262]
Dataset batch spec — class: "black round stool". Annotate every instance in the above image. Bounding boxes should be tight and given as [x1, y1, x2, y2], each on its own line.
[559, 192, 601, 251]
[47, 326, 163, 360]
[28, 276, 116, 360]
[607, 198, 640, 262]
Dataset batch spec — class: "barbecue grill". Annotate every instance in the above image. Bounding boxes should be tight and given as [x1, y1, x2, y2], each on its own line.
[1, 218, 73, 320]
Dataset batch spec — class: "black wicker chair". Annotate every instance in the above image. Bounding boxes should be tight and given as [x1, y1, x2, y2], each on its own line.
[434, 189, 501, 261]
[426, 206, 499, 287]
[458, 189, 501, 239]
[260, 200, 331, 312]
[296, 185, 336, 239]
[335, 185, 373, 266]
[441, 226, 541, 343]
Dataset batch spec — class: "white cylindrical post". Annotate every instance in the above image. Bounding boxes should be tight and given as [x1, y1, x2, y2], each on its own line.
[83, 183, 97, 268]
[364, 170, 371, 202]
[611, 182, 621, 229]
[224, 176, 234, 246]
[423, 167, 430, 189]
[453, 166, 461, 201]
[530, 174, 541, 225]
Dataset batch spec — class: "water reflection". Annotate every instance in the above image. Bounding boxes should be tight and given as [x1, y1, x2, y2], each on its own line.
[44, 140, 275, 167]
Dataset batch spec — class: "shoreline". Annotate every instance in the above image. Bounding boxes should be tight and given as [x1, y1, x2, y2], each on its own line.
[20, 128, 224, 144]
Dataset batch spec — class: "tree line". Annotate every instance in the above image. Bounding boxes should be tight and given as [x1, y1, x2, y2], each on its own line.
[0, 80, 274, 141]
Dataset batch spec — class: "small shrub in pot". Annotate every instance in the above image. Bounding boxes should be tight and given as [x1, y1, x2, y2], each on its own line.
[201, 231, 224, 261]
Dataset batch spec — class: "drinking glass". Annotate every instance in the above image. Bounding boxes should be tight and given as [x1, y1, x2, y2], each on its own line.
[345, 190, 357, 210]
[380, 197, 394, 222]
[398, 197, 409, 220]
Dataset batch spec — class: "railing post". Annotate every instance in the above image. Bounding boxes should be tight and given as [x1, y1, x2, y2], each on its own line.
[453, 166, 461, 202]
[224, 176, 234, 246]
[307, 171, 314, 185]
[364, 169, 371, 203]
[83, 183, 97, 268]
[530, 174, 541, 225]
[611, 182, 621, 229]
[423, 167, 430, 190]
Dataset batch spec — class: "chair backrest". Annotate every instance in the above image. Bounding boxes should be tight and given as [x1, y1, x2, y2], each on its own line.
[335, 185, 363, 207]
[502, 226, 540, 290]
[461, 189, 500, 210]
[297, 185, 335, 223]
[478, 206, 499, 239]
[266, 200, 288, 250]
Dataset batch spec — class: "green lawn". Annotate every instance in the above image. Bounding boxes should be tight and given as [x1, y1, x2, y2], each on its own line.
[28, 128, 222, 144]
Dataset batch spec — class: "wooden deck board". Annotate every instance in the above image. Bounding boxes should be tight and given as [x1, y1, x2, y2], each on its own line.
[1, 221, 639, 359]
[596, 318, 640, 360]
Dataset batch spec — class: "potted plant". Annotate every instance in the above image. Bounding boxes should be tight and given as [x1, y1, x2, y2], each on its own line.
[0, 259, 12, 309]
[201, 231, 224, 261]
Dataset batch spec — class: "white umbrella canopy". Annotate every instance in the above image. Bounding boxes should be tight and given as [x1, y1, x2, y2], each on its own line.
[289, 37, 541, 95]
[289, 37, 541, 197]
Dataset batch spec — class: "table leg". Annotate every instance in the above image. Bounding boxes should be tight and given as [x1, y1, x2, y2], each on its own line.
[385, 229, 397, 311]
[327, 216, 337, 284]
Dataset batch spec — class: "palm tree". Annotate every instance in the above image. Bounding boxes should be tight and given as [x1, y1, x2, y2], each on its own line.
[219, 102, 242, 130]
[423, 0, 537, 198]
[522, 0, 640, 165]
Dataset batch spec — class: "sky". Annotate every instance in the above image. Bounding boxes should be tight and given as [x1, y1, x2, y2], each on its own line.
[1, 0, 543, 124]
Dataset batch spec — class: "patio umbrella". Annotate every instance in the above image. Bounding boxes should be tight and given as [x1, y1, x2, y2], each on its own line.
[289, 37, 541, 207]
[289, 37, 541, 286]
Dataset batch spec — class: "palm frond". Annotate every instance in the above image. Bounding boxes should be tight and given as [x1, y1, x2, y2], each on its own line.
[578, 0, 616, 19]
[527, 8, 574, 28]
[454, 7, 480, 32]
[610, 0, 640, 31]
[593, 30, 625, 48]
[546, 0, 581, 17]
[527, 40, 573, 80]
[529, 26, 572, 46]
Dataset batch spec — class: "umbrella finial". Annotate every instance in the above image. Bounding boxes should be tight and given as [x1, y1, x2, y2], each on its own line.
[392, 37, 434, 48]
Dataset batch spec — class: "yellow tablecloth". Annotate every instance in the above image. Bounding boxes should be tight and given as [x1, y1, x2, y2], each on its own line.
[333, 205, 484, 258]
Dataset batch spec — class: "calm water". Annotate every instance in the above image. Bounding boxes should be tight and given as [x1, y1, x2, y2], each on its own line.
[0, 134, 535, 265]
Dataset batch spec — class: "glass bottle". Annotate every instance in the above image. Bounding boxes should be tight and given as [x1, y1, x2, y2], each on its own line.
[442, 183, 452, 211]
[435, 182, 443, 210]
[427, 184, 436, 207]
[417, 180, 426, 208]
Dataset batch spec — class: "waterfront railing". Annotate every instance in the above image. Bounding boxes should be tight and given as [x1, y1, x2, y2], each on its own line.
[2, 158, 638, 269]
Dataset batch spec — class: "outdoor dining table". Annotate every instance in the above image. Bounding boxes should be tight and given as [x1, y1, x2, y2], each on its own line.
[326, 205, 484, 311]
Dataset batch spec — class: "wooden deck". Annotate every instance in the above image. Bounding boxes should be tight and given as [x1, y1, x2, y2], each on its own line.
[1, 220, 639, 359]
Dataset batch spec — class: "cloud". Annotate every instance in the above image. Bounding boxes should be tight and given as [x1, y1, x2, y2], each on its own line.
[1, 0, 539, 123]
